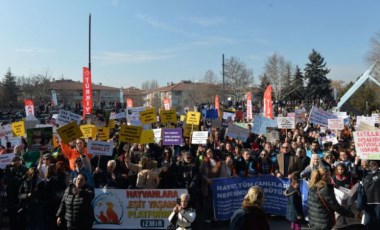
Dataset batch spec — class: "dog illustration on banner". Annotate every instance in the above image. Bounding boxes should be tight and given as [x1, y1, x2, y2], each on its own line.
[93, 191, 123, 225]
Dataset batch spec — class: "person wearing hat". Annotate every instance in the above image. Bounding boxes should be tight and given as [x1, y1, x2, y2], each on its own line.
[3, 156, 28, 230]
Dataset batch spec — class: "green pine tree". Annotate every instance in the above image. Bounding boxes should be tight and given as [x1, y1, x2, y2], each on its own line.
[1, 68, 20, 109]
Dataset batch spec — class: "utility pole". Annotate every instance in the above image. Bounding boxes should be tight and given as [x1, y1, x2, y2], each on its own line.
[222, 54, 225, 106]
[89, 14, 91, 71]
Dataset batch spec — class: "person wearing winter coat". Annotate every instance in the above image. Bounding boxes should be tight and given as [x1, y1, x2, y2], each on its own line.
[284, 174, 304, 230]
[56, 173, 95, 229]
[230, 186, 270, 230]
[308, 167, 354, 230]
[168, 193, 196, 230]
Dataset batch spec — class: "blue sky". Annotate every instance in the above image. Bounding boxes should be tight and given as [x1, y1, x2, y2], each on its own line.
[0, 0, 379, 89]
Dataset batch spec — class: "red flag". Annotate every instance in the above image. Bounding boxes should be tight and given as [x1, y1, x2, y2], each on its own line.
[215, 95, 220, 118]
[126, 98, 133, 108]
[82, 67, 93, 119]
[24, 99, 35, 117]
[246, 92, 252, 121]
[263, 85, 273, 119]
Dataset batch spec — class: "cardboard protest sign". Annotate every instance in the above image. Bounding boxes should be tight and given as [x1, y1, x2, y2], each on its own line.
[107, 119, 116, 129]
[56, 109, 82, 125]
[159, 109, 177, 124]
[162, 128, 183, 145]
[109, 112, 117, 120]
[96, 127, 110, 141]
[191, 131, 208, 144]
[57, 122, 83, 144]
[353, 131, 380, 160]
[309, 106, 336, 127]
[205, 109, 218, 119]
[116, 112, 126, 119]
[11, 120, 25, 137]
[186, 111, 201, 125]
[27, 127, 53, 151]
[371, 113, 379, 124]
[80, 124, 96, 138]
[139, 129, 155, 144]
[277, 117, 295, 129]
[0, 153, 15, 169]
[139, 108, 157, 124]
[320, 133, 338, 145]
[356, 123, 379, 132]
[87, 140, 113, 156]
[183, 124, 198, 137]
[2, 124, 13, 137]
[225, 124, 250, 142]
[119, 125, 142, 143]
[328, 118, 344, 130]
[294, 108, 307, 123]
[180, 115, 186, 122]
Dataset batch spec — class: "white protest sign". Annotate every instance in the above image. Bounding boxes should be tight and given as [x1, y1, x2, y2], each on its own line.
[126, 106, 146, 125]
[295, 108, 306, 123]
[87, 140, 114, 156]
[309, 106, 336, 127]
[225, 123, 250, 142]
[356, 116, 375, 128]
[3, 124, 13, 137]
[277, 117, 295, 129]
[372, 113, 379, 124]
[353, 131, 380, 160]
[116, 112, 126, 119]
[1, 136, 22, 149]
[153, 128, 162, 143]
[328, 119, 344, 130]
[57, 109, 82, 125]
[191, 131, 208, 144]
[0, 153, 15, 169]
[109, 112, 117, 120]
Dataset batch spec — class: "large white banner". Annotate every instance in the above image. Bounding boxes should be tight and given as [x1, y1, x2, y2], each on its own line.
[92, 189, 187, 229]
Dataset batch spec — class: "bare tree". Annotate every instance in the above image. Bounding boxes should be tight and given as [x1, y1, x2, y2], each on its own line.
[223, 57, 254, 102]
[16, 71, 52, 106]
[199, 70, 221, 103]
[263, 53, 291, 102]
[366, 32, 380, 65]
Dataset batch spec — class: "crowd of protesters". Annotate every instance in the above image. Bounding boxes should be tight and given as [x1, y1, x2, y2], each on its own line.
[0, 104, 379, 230]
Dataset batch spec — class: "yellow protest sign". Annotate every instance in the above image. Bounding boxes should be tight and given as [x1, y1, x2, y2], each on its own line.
[139, 129, 155, 144]
[119, 125, 142, 143]
[108, 119, 116, 129]
[96, 127, 110, 141]
[180, 115, 186, 122]
[186, 111, 200, 125]
[183, 124, 199, 137]
[12, 121, 25, 137]
[57, 121, 83, 144]
[160, 109, 177, 124]
[80, 125, 96, 138]
[140, 108, 157, 124]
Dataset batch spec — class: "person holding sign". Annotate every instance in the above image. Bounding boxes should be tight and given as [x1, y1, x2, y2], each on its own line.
[60, 138, 92, 171]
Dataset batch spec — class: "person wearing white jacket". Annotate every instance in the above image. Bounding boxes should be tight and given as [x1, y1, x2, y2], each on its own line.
[168, 193, 196, 230]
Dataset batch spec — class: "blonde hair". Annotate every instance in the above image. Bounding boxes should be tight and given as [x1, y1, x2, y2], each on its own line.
[309, 167, 329, 188]
[242, 186, 264, 208]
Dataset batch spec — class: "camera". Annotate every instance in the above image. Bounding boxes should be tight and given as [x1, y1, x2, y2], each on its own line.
[176, 198, 181, 205]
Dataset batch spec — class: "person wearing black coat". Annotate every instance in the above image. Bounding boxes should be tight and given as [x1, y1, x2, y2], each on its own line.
[56, 173, 95, 230]
[308, 168, 354, 230]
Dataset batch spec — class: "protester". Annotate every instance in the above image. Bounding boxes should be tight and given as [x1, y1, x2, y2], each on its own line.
[56, 173, 95, 230]
[168, 193, 196, 230]
[60, 138, 92, 171]
[230, 186, 269, 230]
[276, 142, 302, 178]
[361, 160, 380, 229]
[300, 154, 324, 180]
[332, 163, 353, 189]
[255, 149, 275, 175]
[308, 167, 354, 229]
[284, 174, 304, 230]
